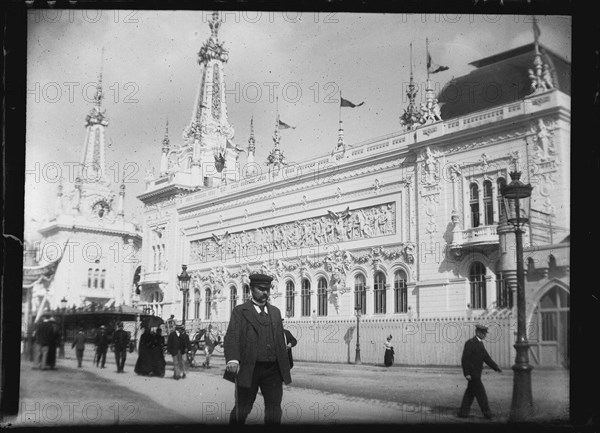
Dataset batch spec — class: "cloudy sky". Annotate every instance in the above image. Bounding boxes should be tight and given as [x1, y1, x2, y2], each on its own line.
[25, 10, 571, 228]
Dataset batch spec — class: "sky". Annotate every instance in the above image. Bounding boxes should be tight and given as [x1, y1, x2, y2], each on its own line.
[24, 10, 571, 230]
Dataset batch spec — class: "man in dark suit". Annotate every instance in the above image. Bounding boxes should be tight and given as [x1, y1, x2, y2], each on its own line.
[94, 325, 110, 368]
[224, 274, 292, 424]
[282, 320, 297, 369]
[458, 324, 502, 419]
[167, 322, 191, 380]
[112, 322, 130, 373]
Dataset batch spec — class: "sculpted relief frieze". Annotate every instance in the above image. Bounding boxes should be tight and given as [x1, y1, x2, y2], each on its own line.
[189, 203, 396, 264]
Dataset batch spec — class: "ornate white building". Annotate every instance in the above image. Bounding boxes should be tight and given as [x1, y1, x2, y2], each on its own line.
[137, 15, 570, 367]
[29, 71, 142, 316]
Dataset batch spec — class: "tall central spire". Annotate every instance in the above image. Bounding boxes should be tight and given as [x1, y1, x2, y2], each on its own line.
[81, 48, 109, 185]
[400, 42, 423, 130]
[182, 11, 236, 186]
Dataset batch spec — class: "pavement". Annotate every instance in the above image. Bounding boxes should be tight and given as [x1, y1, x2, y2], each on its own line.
[2, 348, 570, 427]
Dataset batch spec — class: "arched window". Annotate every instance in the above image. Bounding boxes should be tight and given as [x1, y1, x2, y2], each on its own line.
[205, 288, 212, 319]
[497, 177, 507, 221]
[470, 183, 480, 228]
[495, 272, 512, 309]
[93, 268, 100, 288]
[230, 286, 237, 312]
[317, 277, 328, 316]
[301, 279, 311, 317]
[243, 284, 251, 303]
[194, 289, 201, 319]
[87, 268, 93, 288]
[354, 274, 366, 314]
[374, 272, 386, 314]
[286, 280, 295, 317]
[469, 262, 487, 309]
[100, 269, 106, 289]
[483, 180, 494, 225]
[394, 270, 408, 313]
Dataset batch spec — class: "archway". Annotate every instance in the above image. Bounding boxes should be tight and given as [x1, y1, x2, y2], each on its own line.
[529, 286, 569, 368]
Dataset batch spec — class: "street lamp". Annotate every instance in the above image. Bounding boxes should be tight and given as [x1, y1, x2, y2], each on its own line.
[178, 265, 191, 326]
[354, 304, 362, 365]
[501, 171, 534, 422]
[59, 297, 68, 358]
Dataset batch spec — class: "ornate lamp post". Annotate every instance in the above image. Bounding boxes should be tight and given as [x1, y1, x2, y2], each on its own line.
[354, 304, 362, 365]
[178, 265, 191, 326]
[501, 171, 534, 422]
[59, 297, 68, 358]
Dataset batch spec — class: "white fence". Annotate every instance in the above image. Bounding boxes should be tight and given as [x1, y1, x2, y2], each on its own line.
[187, 316, 517, 368]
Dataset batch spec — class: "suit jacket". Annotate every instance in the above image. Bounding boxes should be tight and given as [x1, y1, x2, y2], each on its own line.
[224, 300, 292, 387]
[283, 329, 298, 368]
[167, 331, 191, 356]
[72, 333, 86, 350]
[95, 331, 110, 350]
[113, 329, 131, 351]
[461, 336, 500, 379]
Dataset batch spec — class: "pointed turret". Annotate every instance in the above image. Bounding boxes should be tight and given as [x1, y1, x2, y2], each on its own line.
[81, 51, 110, 185]
[180, 11, 236, 185]
[400, 43, 424, 130]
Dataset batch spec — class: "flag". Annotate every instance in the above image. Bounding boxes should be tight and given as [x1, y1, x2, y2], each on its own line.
[427, 52, 449, 74]
[278, 120, 295, 130]
[532, 16, 541, 43]
[340, 97, 364, 108]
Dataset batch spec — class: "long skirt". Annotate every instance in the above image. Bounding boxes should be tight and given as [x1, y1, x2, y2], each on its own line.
[384, 348, 394, 367]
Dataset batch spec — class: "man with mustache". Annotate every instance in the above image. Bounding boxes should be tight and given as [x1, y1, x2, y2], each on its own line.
[224, 273, 292, 424]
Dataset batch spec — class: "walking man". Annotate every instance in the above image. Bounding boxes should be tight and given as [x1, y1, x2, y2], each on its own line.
[224, 274, 292, 424]
[457, 324, 502, 419]
[112, 322, 131, 373]
[167, 322, 191, 380]
[71, 328, 86, 368]
[36, 316, 54, 370]
[94, 325, 109, 368]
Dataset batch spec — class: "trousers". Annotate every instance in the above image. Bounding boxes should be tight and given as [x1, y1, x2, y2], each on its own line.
[458, 377, 492, 416]
[229, 362, 283, 425]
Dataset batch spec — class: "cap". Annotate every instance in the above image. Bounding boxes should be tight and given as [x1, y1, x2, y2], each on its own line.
[475, 324, 489, 334]
[249, 273, 273, 290]
[175, 321, 184, 329]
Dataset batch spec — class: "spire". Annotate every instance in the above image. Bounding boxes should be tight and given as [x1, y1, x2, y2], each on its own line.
[420, 38, 443, 124]
[247, 116, 256, 163]
[528, 16, 554, 95]
[81, 48, 110, 185]
[266, 99, 286, 170]
[400, 42, 423, 130]
[162, 118, 170, 151]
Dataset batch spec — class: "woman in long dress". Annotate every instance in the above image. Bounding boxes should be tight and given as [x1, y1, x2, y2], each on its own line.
[384, 335, 394, 367]
[150, 327, 166, 377]
[134, 326, 154, 376]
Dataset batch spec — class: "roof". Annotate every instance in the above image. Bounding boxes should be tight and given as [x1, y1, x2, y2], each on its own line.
[438, 43, 570, 120]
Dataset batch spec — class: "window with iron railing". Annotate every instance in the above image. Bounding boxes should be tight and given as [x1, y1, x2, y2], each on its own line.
[286, 280, 295, 317]
[470, 183, 480, 228]
[301, 279, 311, 317]
[205, 288, 212, 319]
[483, 180, 494, 225]
[495, 272, 512, 309]
[469, 262, 487, 309]
[317, 278, 328, 316]
[394, 270, 408, 313]
[354, 274, 366, 314]
[374, 272, 386, 314]
[230, 286, 237, 313]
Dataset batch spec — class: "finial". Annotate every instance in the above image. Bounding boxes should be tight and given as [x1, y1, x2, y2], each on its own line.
[248, 116, 256, 153]
[162, 118, 170, 149]
[400, 42, 424, 130]
[209, 11, 222, 41]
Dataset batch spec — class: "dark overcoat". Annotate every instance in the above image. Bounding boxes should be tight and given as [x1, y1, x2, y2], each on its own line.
[224, 300, 292, 388]
[461, 336, 500, 379]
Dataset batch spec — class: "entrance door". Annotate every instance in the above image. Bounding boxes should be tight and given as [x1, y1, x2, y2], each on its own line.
[529, 286, 569, 368]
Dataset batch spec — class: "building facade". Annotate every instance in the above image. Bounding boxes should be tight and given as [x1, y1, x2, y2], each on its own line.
[28, 71, 142, 317]
[137, 15, 570, 367]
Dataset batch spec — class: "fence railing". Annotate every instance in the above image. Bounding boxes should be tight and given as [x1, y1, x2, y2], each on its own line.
[190, 316, 517, 368]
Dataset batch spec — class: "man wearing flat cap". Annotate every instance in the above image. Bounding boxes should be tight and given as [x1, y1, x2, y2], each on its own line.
[458, 324, 502, 419]
[224, 273, 292, 424]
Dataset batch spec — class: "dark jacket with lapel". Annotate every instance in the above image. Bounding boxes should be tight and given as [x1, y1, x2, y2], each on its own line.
[167, 330, 191, 356]
[461, 336, 500, 379]
[224, 300, 292, 387]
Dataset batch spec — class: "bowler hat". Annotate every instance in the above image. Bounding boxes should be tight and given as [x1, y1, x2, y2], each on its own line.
[249, 273, 273, 289]
[475, 324, 489, 334]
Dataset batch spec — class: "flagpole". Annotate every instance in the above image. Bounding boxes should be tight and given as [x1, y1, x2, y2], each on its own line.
[426, 37, 430, 81]
[339, 91, 342, 124]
